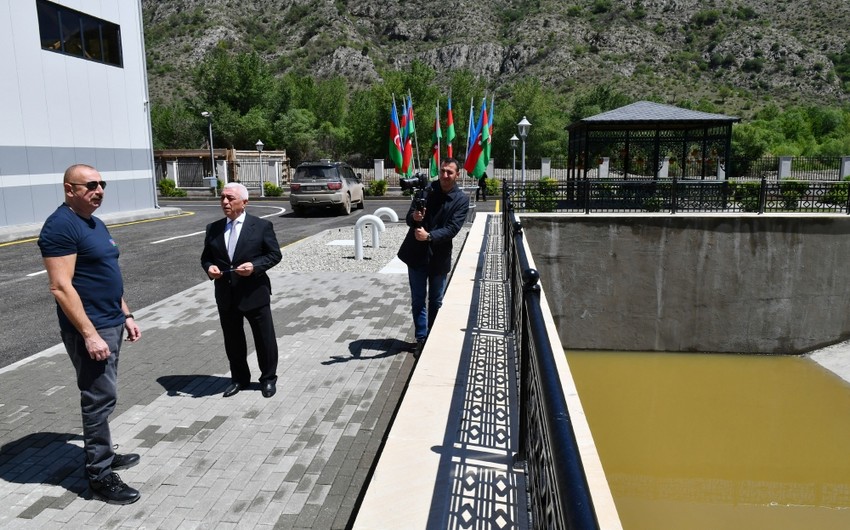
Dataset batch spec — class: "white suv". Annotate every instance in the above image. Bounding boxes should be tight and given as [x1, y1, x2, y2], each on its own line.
[289, 161, 365, 215]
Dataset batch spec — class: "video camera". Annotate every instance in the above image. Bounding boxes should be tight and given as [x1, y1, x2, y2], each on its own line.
[401, 172, 430, 214]
[399, 172, 429, 193]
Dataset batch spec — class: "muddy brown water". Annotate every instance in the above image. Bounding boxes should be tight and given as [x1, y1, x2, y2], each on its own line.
[566, 350, 850, 529]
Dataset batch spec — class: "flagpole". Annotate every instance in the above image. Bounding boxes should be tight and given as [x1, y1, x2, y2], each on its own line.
[436, 101, 440, 167]
[446, 88, 453, 159]
[408, 89, 422, 174]
[432, 101, 441, 178]
[466, 97, 474, 157]
[466, 97, 474, 180]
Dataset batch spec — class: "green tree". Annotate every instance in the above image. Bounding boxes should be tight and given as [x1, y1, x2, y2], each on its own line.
[192, 48, 277, 149]
[150, 99, 203, 149]
[569, 85, 632, 123]
[494, 78, 570, 166]
[347, 88, 386, 164]
[275, 108, 318, 165]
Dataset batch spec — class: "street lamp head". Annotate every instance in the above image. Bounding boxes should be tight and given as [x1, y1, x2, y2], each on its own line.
[510, 134, 519, 150]
[518, 117, 531, 140]
[201, 111, 211, 119]
[255, 140, 264, 153]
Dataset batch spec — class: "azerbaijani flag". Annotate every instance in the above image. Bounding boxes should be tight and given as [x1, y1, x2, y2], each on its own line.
[430, 103, 442, 177]
[445, 95, 456, 158]
[464, 98, 489, 177]
[482, 98, 494, 168]
[401, 95, 415, 176]
[388, 99, 403, 172]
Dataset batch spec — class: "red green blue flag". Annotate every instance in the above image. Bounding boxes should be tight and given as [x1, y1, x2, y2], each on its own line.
[464, 98, 490, 177]
[388, 99, 403, 172]
[430, 104, 442, 177]
[445, 96, 456, 158]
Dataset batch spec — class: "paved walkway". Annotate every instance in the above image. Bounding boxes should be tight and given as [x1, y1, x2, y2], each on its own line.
[0, 211, 523, 529]
[354, 214, 528, 529]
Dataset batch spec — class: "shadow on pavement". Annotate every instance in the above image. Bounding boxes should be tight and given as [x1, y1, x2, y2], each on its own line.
[157, 374, 231, 397]
[321, 337, 413, 365]
[0, 432, 87, 496]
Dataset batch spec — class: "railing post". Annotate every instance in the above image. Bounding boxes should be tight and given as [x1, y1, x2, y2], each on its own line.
[584, 178, 591, 215]
[509, 220, 524, 332]
[514, 267, 538, 467]
[671, 176, 678, 214]
[845, 180, 850, 215]
[759, 175, 767, 214]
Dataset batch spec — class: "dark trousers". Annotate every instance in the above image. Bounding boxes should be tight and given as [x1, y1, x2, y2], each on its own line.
[62, 324, 123, 482]
[218, 304, 278, 385]
[476, 185, 487, 201]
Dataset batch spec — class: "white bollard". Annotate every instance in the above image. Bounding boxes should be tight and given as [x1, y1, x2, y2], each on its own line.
[354, 215, 386, 260]
[373, 207, 399, 223]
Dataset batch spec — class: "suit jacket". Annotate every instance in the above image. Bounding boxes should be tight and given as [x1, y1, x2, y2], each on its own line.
[201, 213, 282, 311]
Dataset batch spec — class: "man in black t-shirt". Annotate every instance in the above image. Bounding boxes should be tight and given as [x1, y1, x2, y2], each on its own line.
[38, 164, 142, 505]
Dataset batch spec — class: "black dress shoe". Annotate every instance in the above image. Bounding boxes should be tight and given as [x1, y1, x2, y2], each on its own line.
[223, 382, 245, 397]
[261, 381, 276, 398]
[90, 472, 140, 505]
[112, 453, 140, 471]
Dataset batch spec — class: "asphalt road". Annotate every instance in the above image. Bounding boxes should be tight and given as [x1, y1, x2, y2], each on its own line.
[0, 198, 419, 369]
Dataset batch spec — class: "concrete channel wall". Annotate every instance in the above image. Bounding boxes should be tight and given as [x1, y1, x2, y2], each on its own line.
[520, 214, 850, 354]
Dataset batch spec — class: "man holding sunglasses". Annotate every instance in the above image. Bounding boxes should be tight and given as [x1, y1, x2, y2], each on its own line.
[38, 164, 142, 505]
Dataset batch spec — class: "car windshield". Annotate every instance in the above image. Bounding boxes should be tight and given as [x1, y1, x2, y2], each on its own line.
[294, 167, 337, 181]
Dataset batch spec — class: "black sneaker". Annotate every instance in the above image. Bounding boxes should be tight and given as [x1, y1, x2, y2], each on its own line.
[112, 453, 140, 471]
[90, 473, 140, 505]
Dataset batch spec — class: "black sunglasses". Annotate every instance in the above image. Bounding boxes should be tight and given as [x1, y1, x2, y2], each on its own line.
[70, 181, 107, 191]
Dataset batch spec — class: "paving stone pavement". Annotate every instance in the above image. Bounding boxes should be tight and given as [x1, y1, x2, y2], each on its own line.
[0, 234, 423, 528]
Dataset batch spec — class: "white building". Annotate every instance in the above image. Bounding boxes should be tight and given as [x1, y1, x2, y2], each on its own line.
[0, 0, 156, 229]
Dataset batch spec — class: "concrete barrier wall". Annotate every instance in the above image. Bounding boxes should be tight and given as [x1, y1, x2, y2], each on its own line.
[520, 214, 850, 354]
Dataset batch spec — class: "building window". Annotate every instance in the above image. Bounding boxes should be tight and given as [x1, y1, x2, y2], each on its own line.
[36, 0, 123, 67]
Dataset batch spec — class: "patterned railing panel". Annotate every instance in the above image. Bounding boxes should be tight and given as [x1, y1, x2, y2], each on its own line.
[505, 189, 600, 529]
[507, 179, 850, 215]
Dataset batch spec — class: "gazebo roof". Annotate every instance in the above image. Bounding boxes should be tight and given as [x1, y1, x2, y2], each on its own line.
[568, 101, 740, 130]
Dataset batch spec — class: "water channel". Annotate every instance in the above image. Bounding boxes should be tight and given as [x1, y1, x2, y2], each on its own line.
[566, 350, 850, 529]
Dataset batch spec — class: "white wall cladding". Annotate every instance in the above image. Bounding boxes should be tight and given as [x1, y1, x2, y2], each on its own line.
[0, 1, 156, 228]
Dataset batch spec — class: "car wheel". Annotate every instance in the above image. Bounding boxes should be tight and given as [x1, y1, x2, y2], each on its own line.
[340, 195, 351, 215]
[293, 205, 305, 216]
[357, 195, 365, 209]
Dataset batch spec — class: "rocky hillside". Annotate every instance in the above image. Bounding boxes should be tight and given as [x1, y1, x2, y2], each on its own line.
[142, 0, 850, 115]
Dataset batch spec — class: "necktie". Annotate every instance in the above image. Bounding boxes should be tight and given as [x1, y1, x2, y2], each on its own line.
[227, 220, 239, 261]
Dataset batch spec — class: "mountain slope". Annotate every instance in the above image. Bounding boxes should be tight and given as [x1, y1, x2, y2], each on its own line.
[142, 0, 850, 114]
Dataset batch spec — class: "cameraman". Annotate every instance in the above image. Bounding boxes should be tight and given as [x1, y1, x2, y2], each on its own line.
[397, 158, 470, 353]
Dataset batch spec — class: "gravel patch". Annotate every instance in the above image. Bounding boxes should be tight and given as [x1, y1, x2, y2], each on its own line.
[278, 222, 470, 273]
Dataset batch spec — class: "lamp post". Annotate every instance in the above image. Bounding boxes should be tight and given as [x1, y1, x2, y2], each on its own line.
[518, 117, 531, 188]
[201, 111, 216, 181]
[256, 139, 265, 197]
[510, 134, 519, 190]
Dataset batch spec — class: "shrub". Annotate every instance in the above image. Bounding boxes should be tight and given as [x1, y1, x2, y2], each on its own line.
[158, 178, 187, 197]
[729, 180, 761, 211]
[264, 181, 283, 197]
[365, 179, 388, 196]
[485, 177, 500, 197]
[821, 177, 850, 207]
[779, 179, 808, 210]
[527, 177, 558, 212]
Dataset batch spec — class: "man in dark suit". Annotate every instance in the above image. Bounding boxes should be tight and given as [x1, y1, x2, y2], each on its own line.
[201, 182, 282, 398]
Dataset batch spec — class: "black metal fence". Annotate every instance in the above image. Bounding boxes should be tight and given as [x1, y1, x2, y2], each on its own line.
[503, 194, 600, 529]
[506, 177, 850, 215]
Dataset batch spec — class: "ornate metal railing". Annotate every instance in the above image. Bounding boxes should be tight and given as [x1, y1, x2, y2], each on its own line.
[505, 178, 850, 215]
[504, 191, 600, 529]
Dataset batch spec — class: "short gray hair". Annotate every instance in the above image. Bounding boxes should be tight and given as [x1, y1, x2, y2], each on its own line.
[222, 182, 249, 200]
